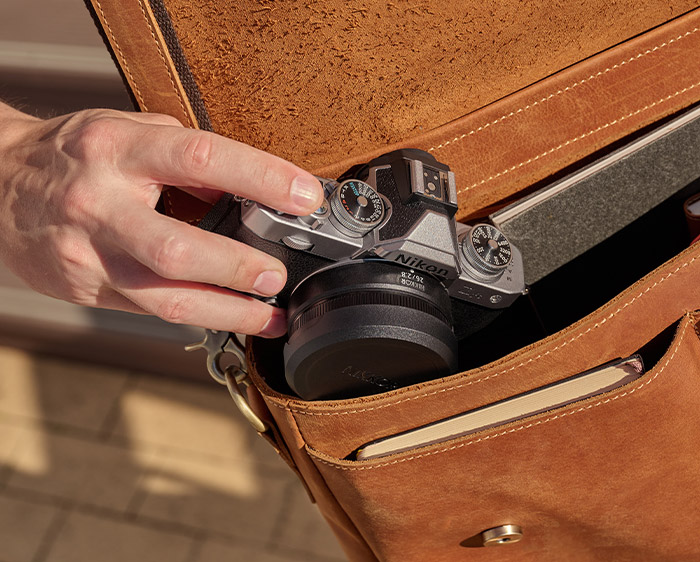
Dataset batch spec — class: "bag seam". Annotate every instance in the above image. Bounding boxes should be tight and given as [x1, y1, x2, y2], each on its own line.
[285, 410, 380, 560]
[311, 315, 693, 471]
[456, 80, 700, 195]
[429, 25, 699, 155]
[271, 253, 698, 416]
[93, 0, 148, 111]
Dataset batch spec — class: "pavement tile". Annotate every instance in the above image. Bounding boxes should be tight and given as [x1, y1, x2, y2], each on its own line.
[44, 511, 194, 562]
[0, 417, 28, 466]
[273, 482, 348, 561]
[0, 348, 129, 431]
[135, 449, 292, 541]
[6, 429, 152, 512]
[0, 348, 347, 560]
[0, 419, 50, 480]
[0, 494, 61, 562]
[111, 375, 287, 471]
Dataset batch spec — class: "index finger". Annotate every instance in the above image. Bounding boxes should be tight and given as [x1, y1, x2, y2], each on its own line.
[121, 122, 324, 215]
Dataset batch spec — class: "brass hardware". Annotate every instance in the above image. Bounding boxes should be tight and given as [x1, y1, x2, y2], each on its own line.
[481, 525, 523, 546]
[224, 364, 269, 433]
[187, 330, 269, 433]
[185, 329, 246, 384]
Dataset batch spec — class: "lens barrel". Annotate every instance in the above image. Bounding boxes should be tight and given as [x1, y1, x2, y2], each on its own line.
[284, 261, 458, 400]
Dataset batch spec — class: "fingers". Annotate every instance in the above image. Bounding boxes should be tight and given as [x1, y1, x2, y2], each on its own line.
[92, 287, 150, 316]
[106, 259, 287, 337]
[104, 202, 287, 296]
[120, 122, 323, 215]
[67, 110, 302, 335]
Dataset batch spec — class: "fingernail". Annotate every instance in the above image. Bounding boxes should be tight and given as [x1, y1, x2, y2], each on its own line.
[253, 270, 285, 296]
[260, 308, 287, 338]
[290, 175, 323, 212]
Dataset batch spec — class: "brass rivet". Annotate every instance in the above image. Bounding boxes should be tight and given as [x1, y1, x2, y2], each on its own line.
[481, 525, 523, 546]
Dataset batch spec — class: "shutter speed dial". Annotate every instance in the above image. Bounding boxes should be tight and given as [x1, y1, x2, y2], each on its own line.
[461, 224, 513, 279]
[329, 180, 386, 236]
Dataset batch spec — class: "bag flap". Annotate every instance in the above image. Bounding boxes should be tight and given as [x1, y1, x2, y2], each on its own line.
[86, 1, 700, 221]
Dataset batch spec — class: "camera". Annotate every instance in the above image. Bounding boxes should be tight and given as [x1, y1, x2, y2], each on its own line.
[232, 149, 525, 399]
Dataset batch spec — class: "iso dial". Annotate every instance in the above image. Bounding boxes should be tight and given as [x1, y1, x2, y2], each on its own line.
[329, 180, 386, 236]
[462, 224, 513, 278]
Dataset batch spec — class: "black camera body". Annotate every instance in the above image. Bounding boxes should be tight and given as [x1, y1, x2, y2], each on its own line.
[232, 149, 525, 399]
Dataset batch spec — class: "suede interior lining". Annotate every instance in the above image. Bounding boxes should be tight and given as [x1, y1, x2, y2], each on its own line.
[160, 0, 698, 172]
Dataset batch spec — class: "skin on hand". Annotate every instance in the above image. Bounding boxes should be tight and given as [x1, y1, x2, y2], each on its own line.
[0, 106, 324, 338]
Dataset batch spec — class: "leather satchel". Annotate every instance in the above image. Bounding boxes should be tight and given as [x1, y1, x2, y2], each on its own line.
[85, 1, 700, 559]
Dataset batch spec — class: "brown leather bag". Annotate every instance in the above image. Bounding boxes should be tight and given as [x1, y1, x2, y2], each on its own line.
[85, 1, 700, 559]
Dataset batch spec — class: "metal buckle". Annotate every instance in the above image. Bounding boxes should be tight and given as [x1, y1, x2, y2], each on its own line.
[186, 330, 269, 433]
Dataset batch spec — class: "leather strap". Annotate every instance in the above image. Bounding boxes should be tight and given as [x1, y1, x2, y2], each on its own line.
[86, 0, 198, 128]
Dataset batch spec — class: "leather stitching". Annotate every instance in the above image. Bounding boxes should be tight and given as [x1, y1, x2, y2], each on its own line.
[92, 0, 148, 111]
[136, 0, 194, 127]
[428, 26, 699, 155]
[311, 316, 692, 471]
[271, 253, 698, 416]
[457, 80, 700, 195]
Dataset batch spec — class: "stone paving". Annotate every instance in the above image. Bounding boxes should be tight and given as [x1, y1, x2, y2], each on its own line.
[0, 346, 347, 562]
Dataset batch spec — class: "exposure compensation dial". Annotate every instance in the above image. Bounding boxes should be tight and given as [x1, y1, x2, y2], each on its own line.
[461, 223, 513, 279]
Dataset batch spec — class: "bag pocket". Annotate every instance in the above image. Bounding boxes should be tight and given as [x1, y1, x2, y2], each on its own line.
[306, 313, 700, 562]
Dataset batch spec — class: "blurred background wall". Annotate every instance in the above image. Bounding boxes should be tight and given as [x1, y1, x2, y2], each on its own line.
[0, 0, 207, 380]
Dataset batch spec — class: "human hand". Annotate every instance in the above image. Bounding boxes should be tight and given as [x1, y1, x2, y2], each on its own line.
[0, 106, 324, 337]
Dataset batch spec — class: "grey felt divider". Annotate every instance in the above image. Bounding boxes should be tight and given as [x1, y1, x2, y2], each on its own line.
[492, 104, 700, 284]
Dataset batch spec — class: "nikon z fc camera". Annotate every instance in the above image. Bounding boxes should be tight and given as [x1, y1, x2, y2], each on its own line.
[228, 149, 525, 400]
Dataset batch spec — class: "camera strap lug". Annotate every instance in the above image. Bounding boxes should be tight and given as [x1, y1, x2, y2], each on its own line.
[186, 330, 270, 433]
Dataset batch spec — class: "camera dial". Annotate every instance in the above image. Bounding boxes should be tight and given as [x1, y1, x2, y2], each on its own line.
[461, 224, 513, 279]
[329, 179, 386, 236]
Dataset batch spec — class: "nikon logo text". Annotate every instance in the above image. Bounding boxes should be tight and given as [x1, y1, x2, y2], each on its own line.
[394, 254, 448, 277]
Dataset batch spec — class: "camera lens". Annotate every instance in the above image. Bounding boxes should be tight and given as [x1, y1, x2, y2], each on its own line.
[284, 261, 458, 400]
